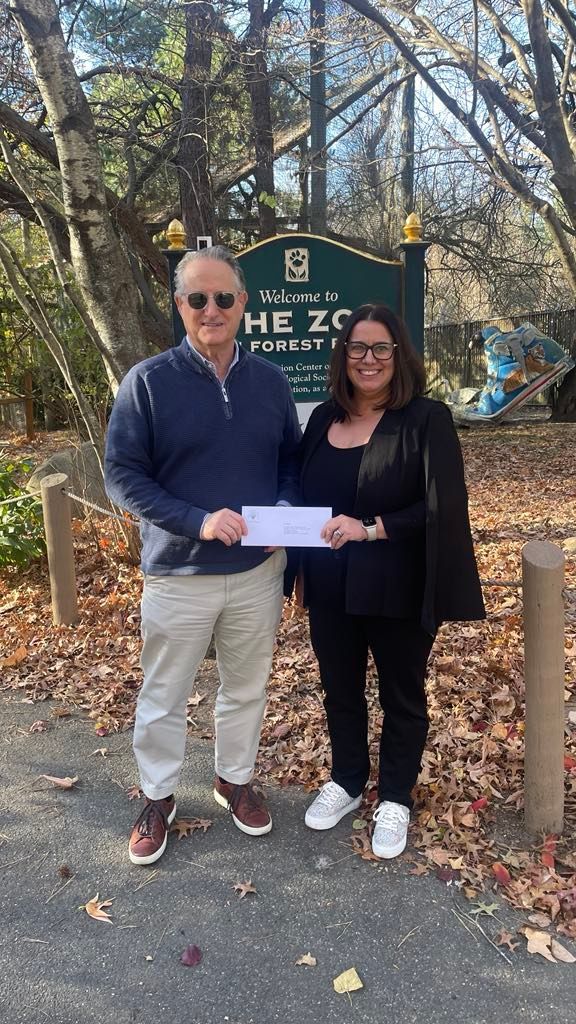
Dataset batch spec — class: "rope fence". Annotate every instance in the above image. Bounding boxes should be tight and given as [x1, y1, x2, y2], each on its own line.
[0, 491, 40, 507]
[62, 488, 138, 526]
[4, 482, 573, 597]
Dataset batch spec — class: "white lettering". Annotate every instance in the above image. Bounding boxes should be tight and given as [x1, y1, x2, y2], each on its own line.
[308, 309, 329, 333]
[249, 339, 326, 353]
[272, 311, 292, 333]
[332, 308, 352, 330]
[244, 311, 268, 334]
[257, 288, 322, 304]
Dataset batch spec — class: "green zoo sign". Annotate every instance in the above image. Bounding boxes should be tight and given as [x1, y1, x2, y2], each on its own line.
[236, 234, 404, 408]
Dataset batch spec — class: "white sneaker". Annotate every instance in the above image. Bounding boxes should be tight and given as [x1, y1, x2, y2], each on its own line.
[305, 780, 362, 830]
[371, 801, 410, 859]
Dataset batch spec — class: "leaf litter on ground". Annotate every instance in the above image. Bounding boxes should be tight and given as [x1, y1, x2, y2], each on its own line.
[1, 424, 576, 950]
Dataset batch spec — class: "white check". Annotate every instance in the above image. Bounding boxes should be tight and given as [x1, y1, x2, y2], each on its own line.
[241, 506, 332, 547]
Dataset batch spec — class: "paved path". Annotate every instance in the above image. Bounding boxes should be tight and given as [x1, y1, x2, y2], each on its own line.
[1, 697, 574, 1024]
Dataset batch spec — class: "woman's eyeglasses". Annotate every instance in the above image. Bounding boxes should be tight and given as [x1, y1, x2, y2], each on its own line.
[186, 291, 240, 310]
[345, 341, 397, 361]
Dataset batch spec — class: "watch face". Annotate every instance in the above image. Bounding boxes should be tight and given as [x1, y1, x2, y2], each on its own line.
[362, 517, 377, 527]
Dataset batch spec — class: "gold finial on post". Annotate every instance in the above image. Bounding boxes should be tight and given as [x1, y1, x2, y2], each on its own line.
[403, 212, 423, 243]
[166, 218, 187, 249]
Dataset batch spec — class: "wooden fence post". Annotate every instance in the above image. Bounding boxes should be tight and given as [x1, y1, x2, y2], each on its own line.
[40, 472, 78, 626]
[522, 539, 565, 835]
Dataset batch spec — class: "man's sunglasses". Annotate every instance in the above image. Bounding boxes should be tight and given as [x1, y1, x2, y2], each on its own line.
[186, 291, 240, 310]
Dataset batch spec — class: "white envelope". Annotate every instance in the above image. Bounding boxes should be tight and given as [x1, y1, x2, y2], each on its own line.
[241, 506, 332, 547]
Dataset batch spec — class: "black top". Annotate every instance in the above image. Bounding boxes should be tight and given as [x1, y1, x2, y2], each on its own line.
[285, 397, 485, 635]
[303, 434, 365, 608]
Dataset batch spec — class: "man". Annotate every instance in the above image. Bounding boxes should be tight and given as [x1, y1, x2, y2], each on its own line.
[105, 245, 301, 864]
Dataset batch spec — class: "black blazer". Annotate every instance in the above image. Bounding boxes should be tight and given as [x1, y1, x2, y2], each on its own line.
[286, 396, 485, 636]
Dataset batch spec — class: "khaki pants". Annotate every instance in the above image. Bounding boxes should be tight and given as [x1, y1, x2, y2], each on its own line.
[135, 549, 286, 800]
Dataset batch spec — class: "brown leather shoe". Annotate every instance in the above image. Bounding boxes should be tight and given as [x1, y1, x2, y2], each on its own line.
[213, 776, 272, 835]
[128, 796, 176, 865]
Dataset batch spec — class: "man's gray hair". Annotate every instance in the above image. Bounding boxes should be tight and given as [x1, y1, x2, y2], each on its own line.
[173, 245, 246, 295]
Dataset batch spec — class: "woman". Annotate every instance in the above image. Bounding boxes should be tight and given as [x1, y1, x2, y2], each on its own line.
[295, 304, 485, 859]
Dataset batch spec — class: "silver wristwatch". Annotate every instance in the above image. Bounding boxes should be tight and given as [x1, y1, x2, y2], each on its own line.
[362, 517, 378, 541]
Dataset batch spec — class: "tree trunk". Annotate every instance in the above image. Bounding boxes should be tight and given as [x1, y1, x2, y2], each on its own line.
[298, 140, 310, 232]
[177, 1, 217, 246]
[551, 368, 576, 421]
[399, 72, 415, 215]
[522, 0, 576, 233]
[310, 0, 327, 235]
[244, 0, 276, 239]
[9, 0, 148, 390]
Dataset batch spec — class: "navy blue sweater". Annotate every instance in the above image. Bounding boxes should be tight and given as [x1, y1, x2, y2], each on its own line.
[104, 339, 301, 575]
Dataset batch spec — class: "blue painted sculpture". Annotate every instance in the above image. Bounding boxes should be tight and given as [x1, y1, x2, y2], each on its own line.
[447, 323, 574, 424]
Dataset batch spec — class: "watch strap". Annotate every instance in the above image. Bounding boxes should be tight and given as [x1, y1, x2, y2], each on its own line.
[362, 518, 378, 542]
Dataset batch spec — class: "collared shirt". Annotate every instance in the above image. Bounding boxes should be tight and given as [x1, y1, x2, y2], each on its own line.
[186, 336, 239, 383]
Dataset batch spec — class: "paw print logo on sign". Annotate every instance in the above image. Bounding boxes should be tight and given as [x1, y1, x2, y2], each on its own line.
[285, 248, 310, 282]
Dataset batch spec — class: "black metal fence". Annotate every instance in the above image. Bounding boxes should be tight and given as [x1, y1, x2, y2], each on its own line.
[425, 307, 576, 397]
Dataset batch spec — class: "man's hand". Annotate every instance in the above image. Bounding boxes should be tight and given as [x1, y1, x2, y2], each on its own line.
[201, 509, 248, 546]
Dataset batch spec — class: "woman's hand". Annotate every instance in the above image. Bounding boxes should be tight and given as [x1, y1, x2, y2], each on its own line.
[321, 515, 368, 549]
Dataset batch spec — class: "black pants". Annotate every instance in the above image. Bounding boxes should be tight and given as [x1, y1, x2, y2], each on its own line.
[308, 607, 434, 809]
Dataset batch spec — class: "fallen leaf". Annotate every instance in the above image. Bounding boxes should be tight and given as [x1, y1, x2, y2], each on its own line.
[495, 929, 519, 952]
[491, 862, 512, 886]
[521, 927, 555, 962]
[0, 646, 27, 668]
[333, 967, 363, 994]
[126, 785, 142, 801]
[180, 944, 202, 966]
[84, 894, 114, 923]
[272, 723, 291, 739]
[436, 866, 457, 882]
[171, 819, 195, 839]
[541, 836, 557, 870]
[187, 691, 206, 707]
[352, 818, 368, 830]
[469, 901, 500, 917]
[36, 774, 78, 789]
[528, 912, 552, 929]
[171, 818, 213, 839]
[295, 953, 317, 966]
[58, 864, 72, 879]
[90, 747, 109, 758]
[29, 721, 48, 733]
[409, 863, 429, 876]
[550, 938, 576, 963]
[560, 888, 576, 922]
[233, 879, 257, 899]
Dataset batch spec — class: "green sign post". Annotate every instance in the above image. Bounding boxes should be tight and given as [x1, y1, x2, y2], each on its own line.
[164, 225, 428, 420]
